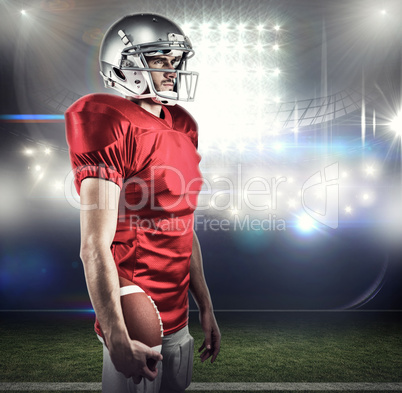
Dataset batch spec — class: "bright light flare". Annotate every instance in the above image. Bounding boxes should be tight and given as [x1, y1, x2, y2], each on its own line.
[255, 43, 264, 52]
[256, 66, 265, 76]
[390, 112, 402, 135]
[345, 206, 353, 214]
[365, 165, 375, 176]
[219, 23, 229, 33]
[361, 192, 375, 207]
[182, 22, 192, 32]
[237, 23, 246, 32]
[200, 22, 210, 34]
[20, 9, 27, 15]
[273, 143, 283, 152]
[297, 214, 316, 232]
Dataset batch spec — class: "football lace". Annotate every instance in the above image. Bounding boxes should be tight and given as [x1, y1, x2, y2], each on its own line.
[147, 296, 164, 338]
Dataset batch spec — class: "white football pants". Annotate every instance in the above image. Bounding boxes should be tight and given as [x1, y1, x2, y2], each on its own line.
[100, 325, 194, 393]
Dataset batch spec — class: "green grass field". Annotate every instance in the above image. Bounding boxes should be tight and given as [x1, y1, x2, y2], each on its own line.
[0, 311, 401, 392]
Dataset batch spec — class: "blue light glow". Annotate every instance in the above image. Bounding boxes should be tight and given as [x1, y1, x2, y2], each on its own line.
[0, 114, 65, 120]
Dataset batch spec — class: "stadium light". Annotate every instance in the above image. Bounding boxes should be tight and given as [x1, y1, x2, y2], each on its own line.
[237, 23, 246, 32]
[200, 22, 210, 34]
[390, 112, 402, 135]
[273, 68, 281, 76]
[256, 43, 264, 52]
[182, 22, 192, 32]
[256, 66, 265, 77]
[219, 23, 229, 33]
[274, 25, 280, 31]
[21, 9, 26, 15]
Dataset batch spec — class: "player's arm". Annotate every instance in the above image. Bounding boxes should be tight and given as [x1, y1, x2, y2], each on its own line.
[79, 177, 162, 381]
[189, 230, 221, 363]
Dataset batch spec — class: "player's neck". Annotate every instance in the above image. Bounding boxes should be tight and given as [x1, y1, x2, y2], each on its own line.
[126, 97, 162, 118]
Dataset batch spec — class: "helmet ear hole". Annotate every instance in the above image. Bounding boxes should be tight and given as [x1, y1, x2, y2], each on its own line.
[113, 67, 126, 81]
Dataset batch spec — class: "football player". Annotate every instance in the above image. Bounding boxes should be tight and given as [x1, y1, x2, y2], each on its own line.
[65, 13, 221, 393]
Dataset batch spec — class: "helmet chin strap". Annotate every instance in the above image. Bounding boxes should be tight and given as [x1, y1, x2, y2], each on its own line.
[151, 91, 178, 105]
[128, 91, 177, 106]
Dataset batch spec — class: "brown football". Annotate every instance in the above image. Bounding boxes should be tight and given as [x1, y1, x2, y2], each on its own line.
[119, 276, 163, 353]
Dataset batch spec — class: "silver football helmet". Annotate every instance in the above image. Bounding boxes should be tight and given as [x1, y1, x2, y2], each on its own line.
[99, 13, 198, 106]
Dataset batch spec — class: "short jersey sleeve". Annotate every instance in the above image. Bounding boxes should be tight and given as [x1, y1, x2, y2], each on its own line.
[65, 94, 130, 194]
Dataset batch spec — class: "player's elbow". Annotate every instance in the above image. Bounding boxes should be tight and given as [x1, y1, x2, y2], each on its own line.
[79, 235, 110, 266]
[79, 242, 95, 267]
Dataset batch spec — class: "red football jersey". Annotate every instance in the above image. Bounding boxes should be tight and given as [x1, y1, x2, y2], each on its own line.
[65, 94, 202, 335]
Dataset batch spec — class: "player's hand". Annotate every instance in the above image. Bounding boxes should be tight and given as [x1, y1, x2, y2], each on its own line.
[198, 309, 221, 363]
[107, 332, 163, 382]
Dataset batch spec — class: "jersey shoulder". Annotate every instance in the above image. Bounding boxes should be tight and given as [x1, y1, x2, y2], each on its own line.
[65, 93, 141, 153]
[168, 104, 198, 132]
[168, 105, 198, 147]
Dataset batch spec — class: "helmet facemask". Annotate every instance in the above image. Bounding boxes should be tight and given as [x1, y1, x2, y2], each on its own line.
[100, 27, 199, 106]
